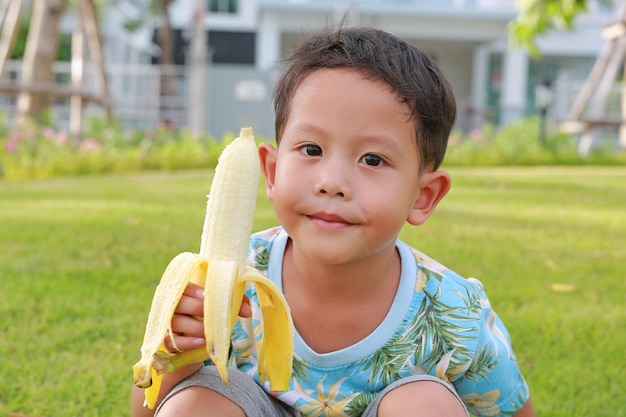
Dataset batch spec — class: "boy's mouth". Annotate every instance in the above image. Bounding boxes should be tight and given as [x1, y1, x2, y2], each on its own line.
[307, 212, 354, 229]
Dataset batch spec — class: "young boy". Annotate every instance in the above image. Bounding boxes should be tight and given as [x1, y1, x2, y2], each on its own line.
[131, 26, 535, 417]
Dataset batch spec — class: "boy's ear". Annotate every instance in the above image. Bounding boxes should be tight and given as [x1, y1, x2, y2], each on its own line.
[407, 170, 451, 226]
[258, 142, 278, 201]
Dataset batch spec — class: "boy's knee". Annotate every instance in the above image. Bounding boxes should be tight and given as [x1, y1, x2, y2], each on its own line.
[377, 380, 467, 417]
[157, 386, 245, 417]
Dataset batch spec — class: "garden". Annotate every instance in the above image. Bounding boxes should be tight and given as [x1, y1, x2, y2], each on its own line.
[0, 117, 624, 416]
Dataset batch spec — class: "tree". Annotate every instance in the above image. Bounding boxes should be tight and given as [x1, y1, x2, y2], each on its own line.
[508, 0, 591, 56]
[155, 0, 175, 68]
[15, 0, 68, 128]
[509, 0, 626, 152]
[0, 0, 111, 134]
[154, 0, 179, 124]
[122, 0, 180, 124]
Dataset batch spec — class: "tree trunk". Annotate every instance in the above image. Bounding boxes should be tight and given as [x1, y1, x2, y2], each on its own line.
[188, 0, 207, 132]
[15, 0, 67, 129]
[156, 0, 178, 124]
[157, 0, 174, 67]
[0, 0, 24, 77]
[79, 0, 111, 120]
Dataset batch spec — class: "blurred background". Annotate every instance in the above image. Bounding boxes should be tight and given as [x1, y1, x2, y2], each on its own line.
[1, 0, 625, 156]
[1, 2, 625, 416]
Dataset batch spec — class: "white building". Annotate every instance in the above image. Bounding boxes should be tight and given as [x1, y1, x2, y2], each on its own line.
[98, 0, 617, 138]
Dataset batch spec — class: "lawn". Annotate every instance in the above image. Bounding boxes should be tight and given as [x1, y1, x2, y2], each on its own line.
[0, 166, 624, 416]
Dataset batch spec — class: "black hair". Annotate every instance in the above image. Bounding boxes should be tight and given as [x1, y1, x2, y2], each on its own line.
[273, 25, 457, 171]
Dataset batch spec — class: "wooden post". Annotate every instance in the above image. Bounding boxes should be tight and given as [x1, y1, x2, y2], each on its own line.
[79, 0, 111, 120]
[621, 47, 626, 150]
[69, 15, 84, 138]
[0, 0, 111, 133]
[0, 0, 23, 77]
[16, 0, 68, 129]
[589, 37, 626, 118]
[188, 0, 207, 133]
[566, 39, 616, 121]
[0, 0, 9, 17]
[563, 3, 626, 153]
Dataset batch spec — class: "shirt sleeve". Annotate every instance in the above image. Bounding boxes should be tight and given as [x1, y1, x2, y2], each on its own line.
[452, 278, 530, 417]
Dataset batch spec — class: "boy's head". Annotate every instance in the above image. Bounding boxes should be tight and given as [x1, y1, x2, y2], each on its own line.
[273, 26, 457, 171]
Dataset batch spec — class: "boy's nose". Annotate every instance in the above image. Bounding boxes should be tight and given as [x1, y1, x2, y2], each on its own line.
[316, 183, 345, 197]
[314, 161, 350, 198]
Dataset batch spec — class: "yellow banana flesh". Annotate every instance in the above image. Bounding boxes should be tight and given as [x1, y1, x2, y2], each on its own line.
[133, 127, 293, 409]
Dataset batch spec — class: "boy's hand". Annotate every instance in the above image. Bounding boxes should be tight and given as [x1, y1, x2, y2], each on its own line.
[163, 282, 252, 353]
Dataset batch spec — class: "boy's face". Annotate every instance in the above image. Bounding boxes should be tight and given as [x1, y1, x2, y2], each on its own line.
[260, 68, 448, 265]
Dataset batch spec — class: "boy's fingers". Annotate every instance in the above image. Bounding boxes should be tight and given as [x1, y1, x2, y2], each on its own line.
[164, 332, 205, 353]
[239, 295, 252, 318]
[165, 313, 205, 352]
[183, 282, 204, 300]
[175, 293, 204, 316]
[179, 284, 251, 318]
[169, 287, 251, 353]
[171, 313, 204, 337]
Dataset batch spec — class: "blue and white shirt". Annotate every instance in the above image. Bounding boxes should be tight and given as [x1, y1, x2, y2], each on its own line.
[226, 226, 529, 417]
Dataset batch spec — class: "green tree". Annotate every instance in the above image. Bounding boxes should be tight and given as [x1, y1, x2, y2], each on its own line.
[509, 0, 626, 152]
[509, 0, 614, 56]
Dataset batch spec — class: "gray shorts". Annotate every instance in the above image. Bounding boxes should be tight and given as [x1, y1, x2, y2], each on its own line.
[156, 366, 469, 417]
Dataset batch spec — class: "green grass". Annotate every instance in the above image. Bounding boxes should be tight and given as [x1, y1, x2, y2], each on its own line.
[1, 166, 624, 417]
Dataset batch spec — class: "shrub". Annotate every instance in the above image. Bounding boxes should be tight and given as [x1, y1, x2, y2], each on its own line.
[0, 117, 232, 180]
[1, 115, 624, 181]
[444, 118, 626, 167]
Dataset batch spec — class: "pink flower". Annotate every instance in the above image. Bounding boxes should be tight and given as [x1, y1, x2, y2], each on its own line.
[4, 131, 20, 154]
[55, 130, 68, 146]
[42, 127, 55, 140]
[79, 138, 101, 151]
[4, 139, 17, 153]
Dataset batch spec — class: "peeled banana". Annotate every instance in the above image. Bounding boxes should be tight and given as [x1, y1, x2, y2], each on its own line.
[132, 127, 294, 409]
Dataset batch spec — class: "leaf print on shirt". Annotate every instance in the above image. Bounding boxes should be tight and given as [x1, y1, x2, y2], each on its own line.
[352, 332, 414, 387]
[291, 355, 311, 383]
[344, 392, 376, 417]
[253, 247, 271, 271]
[405, 276, 476, 377]
[232, 288, 268, 374]
[232, 315, 257, 361]
[464, 344, 498, 384]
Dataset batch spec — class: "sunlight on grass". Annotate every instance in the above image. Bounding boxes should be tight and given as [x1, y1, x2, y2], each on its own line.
[1, 166, 624, 416]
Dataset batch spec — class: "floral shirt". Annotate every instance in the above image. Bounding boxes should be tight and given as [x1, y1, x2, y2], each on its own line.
[227, 226, 529, 417]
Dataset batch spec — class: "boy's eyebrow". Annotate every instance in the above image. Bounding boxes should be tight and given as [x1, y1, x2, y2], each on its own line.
[285, 122, 326, 139]
[288, 122, 410, 153]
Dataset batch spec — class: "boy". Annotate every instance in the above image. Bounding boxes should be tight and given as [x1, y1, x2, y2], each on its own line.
[131, 26, 535, 417]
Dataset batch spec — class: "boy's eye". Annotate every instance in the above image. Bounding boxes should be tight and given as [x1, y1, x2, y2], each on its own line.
[301, 144, 322, 157]
[361, 154, 384, 167]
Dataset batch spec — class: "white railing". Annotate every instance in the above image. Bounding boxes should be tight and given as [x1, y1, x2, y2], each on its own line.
[2, 59, 621, 146]
[0, 60, 189, 132]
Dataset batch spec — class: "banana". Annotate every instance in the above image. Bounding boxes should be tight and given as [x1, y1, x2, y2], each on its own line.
[132, 127, 293, 409]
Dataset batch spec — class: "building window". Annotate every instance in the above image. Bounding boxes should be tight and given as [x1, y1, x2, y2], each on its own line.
[209, 0, 237, 13]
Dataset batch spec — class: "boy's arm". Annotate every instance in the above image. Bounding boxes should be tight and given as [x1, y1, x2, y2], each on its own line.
[513, 397, 535, 417]
[131, 362, 202, 417]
